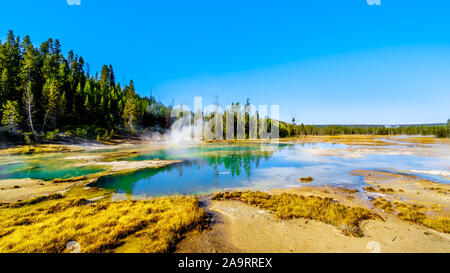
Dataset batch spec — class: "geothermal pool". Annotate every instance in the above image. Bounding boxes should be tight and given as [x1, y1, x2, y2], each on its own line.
[94, 142, 449, 197]
[0, 141, 449, 197]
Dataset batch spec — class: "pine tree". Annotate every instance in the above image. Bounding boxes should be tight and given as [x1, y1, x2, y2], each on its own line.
[100, 65, 109, 92]
[1, 100, 22, 134]
[108, 64, 115, 87]
[2, 31, 22, 103]
[122, 80, 138, 133]
[42, 78, 60, 131]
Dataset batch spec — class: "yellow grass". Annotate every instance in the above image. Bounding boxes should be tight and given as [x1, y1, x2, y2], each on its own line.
[338, 188, 359, 194]
[0, 145, 78, 155]
[0, 190, 207, 253]
[364, 186, 395, 194]
[280, 135, 393, 146]
[212, 191, 381, 237]
[298, 176, 314, 183]
[387, 136, 450, 145]
[370, 197, 450, 233]
[424, 187, 448, 195]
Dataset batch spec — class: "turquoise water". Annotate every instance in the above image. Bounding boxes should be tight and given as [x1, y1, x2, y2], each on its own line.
[0, 142, 448, 195]
[93, 143, 450, 197]
[0, 154, 106, 181]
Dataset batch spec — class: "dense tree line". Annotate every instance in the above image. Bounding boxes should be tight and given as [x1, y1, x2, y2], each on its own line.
[220, 100, 449, 139]
[278, 120, 450, 138]
[0, 30, 171, 142]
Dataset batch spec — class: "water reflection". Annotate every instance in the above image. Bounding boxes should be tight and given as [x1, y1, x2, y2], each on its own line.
[94, 142, 449, 197]
[1, 142, 448, 196]
[95, 144, 280, 195]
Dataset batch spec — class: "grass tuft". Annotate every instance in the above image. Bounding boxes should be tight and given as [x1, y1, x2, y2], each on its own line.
[338, 188, 359, 194]
[298, 177, 313, 183]
[0, 194, 64, 209]
[0, 145, 77, 155]
[364, 186, 394, 193]
[370, 197, 450, 233]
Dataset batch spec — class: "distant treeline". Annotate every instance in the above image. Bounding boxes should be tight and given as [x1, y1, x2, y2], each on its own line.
[0, 30, 171, 142]
[194, 102, 449, 139]
[278, 121, 450, 138]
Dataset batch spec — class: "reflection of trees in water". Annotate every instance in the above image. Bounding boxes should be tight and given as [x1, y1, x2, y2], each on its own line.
[95, 144, 288, 194]
[94, 161, 195, 194]
[203, 149, 276, 178]
[168, 144, 283, 179]
[172, 158, 205, 177]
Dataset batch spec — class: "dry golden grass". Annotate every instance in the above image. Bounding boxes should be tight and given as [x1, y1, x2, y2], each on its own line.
[298, 176, 314, 183]
[371, 197, 395, 212]
[424, 187, 448, 195]
[370, 197, 450, 234]
[0, 145, 78, 155]
[280, 135, 393, 146]
[364, 186, 395, 194]
[0, 189, 207, 253]
[387, 136, 450, 145]
[212, 191, 381, 237]
[0, 193, 64, 209]
[338, 188, 359, 194]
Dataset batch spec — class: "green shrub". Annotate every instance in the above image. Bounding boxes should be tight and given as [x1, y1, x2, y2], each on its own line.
[24, 132, 34, 145]
[75, 128, 88, 138]
[44, 129, 60, 141]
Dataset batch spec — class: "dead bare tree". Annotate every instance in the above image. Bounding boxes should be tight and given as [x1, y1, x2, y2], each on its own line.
[24, 68, 36, 135]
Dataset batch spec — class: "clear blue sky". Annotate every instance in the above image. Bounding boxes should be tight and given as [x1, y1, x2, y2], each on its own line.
[1, 0, 449, 124]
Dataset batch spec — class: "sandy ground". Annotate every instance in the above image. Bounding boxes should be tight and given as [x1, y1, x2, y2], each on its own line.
[74, 159, 181, 172]
[177, 200, 449, 253]
[177, 172, 450, 253]
[351, 170, 450, 215]
[0, 179, 73, 203]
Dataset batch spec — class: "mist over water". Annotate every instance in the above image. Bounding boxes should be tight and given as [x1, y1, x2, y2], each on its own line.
[165, 118, 203, 144]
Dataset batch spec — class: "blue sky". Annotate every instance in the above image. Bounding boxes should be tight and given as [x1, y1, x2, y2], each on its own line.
[1, 0, 449, 124]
